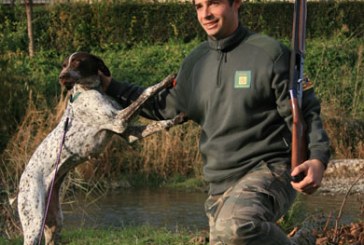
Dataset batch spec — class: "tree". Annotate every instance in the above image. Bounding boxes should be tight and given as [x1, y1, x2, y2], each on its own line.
[25, 0, 35, 57]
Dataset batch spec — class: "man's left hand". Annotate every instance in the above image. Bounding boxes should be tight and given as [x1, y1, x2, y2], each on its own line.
[290, 159, 325, 194]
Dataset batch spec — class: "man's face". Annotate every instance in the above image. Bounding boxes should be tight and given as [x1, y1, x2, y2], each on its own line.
[194, 0, 240, 40]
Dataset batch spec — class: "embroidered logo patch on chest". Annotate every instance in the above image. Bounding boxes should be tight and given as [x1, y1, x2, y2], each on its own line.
[234, 71, 251, 88]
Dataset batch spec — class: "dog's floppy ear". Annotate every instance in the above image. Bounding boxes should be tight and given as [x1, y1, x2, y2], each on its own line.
[97, 59, 111, 77]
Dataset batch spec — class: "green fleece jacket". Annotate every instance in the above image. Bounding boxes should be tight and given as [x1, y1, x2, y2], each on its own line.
[107, 25, 330, 194]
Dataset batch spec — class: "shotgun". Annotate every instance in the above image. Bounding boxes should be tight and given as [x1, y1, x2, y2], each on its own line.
[289, 0, 308, 182]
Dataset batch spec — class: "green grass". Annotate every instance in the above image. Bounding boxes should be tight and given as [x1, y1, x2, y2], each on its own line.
[165, 176, 207, 192]
[0, 226, 201, 245]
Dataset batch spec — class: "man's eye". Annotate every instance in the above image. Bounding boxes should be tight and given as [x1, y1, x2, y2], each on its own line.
[194, 4, 202, 10]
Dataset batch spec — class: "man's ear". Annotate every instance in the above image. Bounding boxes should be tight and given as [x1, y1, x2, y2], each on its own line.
[234, 0, 242, 9]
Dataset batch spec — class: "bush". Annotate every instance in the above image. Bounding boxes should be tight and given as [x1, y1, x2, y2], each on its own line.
[0, 2, 363, 53]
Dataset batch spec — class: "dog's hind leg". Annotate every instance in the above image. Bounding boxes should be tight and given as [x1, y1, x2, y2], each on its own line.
[43, 183, 63, 245]
[18, 174, 45, 245]
[18, 168, 64, 245]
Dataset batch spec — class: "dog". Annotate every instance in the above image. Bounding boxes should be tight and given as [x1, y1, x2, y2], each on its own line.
[17, 52, 184, 245]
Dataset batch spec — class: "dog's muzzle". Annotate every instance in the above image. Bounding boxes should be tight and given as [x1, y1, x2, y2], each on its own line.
[59, 71, 80, 90]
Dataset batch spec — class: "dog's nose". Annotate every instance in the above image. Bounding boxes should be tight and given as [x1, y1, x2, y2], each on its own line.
[59, 73, 70, 80]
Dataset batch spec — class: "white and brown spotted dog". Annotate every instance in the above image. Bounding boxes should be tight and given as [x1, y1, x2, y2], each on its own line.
[17, 52, 184, 245]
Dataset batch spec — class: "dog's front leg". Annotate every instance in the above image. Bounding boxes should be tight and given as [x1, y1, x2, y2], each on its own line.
[123, 113, 186, 143]
[100, 74, 176, 134]
[115, 74, 175, 122]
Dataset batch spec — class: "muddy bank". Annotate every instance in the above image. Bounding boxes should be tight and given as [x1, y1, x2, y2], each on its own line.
[319, 159, 364, 194]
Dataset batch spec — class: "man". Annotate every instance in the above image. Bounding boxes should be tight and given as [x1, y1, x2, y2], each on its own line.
[101, 0, 330, 244]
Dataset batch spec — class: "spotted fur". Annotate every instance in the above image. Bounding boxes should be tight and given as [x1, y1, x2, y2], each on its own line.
[17, 52, 184, 245]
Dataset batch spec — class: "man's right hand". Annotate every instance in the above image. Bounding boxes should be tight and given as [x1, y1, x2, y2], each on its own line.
[290, 159, 325, 195]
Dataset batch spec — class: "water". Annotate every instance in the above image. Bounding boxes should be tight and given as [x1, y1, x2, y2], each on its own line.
[62, 188, 209, 230]
[62, 188, 363, 230]
[300, 193, 363, 223]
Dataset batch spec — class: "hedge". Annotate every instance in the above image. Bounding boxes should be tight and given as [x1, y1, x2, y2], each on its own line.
[0, 2, 363, 53]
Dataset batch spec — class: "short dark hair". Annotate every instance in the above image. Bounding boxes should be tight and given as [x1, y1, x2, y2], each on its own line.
[192, 0, 235, 6]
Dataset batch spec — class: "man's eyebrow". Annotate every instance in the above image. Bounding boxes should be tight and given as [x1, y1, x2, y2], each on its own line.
[194, 2, 202, 8]
[194, 0, 211, 6]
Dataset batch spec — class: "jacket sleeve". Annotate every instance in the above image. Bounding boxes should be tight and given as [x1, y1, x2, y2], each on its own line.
[301, 87, 331, 167]
[272, 46, 331, 168]
[106, 78, 144, 108]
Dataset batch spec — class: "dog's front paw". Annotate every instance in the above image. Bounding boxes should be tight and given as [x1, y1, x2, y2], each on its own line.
[161, 73, 177, 89]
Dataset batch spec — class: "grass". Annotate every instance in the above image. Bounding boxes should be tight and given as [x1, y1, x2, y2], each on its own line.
[165, 176, 207, 192]
[0, 226, 200, 245]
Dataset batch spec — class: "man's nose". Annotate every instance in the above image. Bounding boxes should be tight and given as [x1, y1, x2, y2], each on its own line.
[200, 6, 212, 19]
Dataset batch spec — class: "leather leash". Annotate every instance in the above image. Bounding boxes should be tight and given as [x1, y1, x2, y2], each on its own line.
[37, 94, 76, 245]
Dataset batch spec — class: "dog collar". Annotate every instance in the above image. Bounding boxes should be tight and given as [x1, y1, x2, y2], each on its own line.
[70, 92, 81, 103]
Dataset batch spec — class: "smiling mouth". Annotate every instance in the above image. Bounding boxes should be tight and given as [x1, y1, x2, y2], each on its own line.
[203, 20, 218, 30]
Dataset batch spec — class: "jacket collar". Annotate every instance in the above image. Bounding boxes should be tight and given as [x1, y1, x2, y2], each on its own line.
[208, 23, 248, 52]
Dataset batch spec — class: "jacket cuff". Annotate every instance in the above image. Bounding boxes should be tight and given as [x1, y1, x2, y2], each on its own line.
[309, 150, 330, 169]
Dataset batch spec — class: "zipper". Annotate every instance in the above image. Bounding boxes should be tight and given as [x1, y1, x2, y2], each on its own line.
[216, 46, 225, 87]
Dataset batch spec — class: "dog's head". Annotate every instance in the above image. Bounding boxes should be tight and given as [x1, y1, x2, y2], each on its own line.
[59, 52, 110, 90]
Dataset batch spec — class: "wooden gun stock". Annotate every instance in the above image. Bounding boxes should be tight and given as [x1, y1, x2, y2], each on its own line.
[290, 93, 307, 182]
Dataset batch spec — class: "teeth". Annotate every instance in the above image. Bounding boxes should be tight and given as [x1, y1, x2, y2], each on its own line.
[205, 22, 217, 29]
